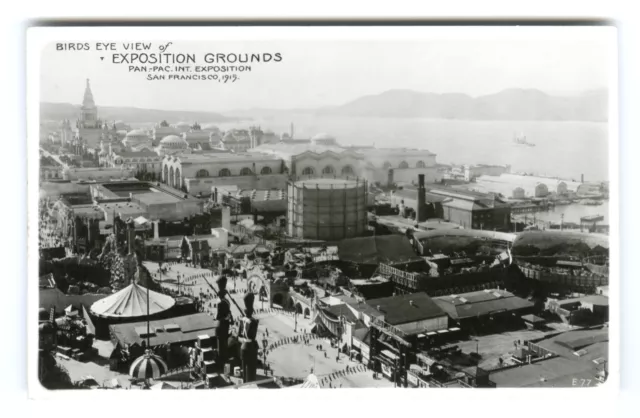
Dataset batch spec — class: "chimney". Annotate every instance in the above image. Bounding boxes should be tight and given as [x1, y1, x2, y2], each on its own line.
[417, 174, 427, 223]
[581, 174, 584, 183]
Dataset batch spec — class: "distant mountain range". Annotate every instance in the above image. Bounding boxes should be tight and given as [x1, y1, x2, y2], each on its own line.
[40, 88, 608, 124]
[225, 88, 609, 122]
[40, 102, 237, 125]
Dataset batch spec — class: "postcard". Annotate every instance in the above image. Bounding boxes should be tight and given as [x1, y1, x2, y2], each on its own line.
[27, 25, 618, 397]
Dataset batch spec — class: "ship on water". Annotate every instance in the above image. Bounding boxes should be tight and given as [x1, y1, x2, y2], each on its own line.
[513, 132, 536, 147]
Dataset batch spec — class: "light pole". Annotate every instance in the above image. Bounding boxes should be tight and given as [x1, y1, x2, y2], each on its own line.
[262, 338, 268, 374]
[294, 310, 298, 333]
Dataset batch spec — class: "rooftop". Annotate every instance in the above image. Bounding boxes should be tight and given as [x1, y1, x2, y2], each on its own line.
[536, 328, 609, 362]
[556, 294, 610, 307]
[113, 150, 159, 158]
[238, 189, 287, 201]
[366, 293, 447, 325]
[433, 289, 534, 320]
[358, 147, 436, 157]
[109, 313, 219, 347]
[134, 192, 182, 205]
[392, 188, 447, 203]
[321, 303, 360, 324]
[251, 142, 362, 159]
[167, 152, 280, 164]
[294, 178, 364, 189]
[488, 356, 601, 388]
[98, 201, 147, 216]
[337, 235, 425, 266]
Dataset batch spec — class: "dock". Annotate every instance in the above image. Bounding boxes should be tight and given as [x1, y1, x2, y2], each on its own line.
[580, 215, 604, 223]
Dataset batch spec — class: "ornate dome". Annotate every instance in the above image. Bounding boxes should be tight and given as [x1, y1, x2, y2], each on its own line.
[174, 121, 191, 127]
[125, 129, 148, 137]
[159, 135, 188, 149]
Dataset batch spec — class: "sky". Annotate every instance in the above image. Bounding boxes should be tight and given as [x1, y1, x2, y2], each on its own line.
[39, 27, 615, 113]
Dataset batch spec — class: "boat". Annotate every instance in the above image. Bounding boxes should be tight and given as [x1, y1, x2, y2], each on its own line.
[580, 199, 603, 206]
[513, 132, 536, 147]
[580, 214, 604, 223]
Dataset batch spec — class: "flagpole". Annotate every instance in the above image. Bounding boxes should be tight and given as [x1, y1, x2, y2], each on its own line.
[147, 275, 150, 349]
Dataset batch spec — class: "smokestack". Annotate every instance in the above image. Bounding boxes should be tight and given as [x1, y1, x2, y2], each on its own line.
[417, 174, 427, 223]
[581, 174, 584, 183]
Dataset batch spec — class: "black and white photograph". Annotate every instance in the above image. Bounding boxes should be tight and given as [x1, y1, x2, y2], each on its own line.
[27, 25, 617, 392]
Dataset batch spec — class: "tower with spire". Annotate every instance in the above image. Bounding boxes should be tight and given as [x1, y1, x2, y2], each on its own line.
[79, 78, 100, 129]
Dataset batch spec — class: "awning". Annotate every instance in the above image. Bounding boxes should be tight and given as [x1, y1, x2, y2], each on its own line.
[449, 327, 461, 332]
[381, 349, 399, 361]
[437, 330, 449, 334]
[426, 332, 437, 336]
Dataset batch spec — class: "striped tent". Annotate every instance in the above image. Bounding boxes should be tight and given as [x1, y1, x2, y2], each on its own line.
[129, 350, 168, 381]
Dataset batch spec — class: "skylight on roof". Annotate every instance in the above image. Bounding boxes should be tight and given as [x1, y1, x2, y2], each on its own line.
[573, 349, 589, 357]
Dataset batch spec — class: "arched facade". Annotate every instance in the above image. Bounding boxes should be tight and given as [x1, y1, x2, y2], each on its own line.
[219, 168, 231, 177]
[260, 166, 272, 175]
[174, 168, 181, 189]
[196, 169, 209, 178]
[399, 161, 409, 169]
[302, 167, 315, 176]
[169, 166, 175, 186]
[416, 160, 426, 168]
[240, 167, 252, 176]
[322, 165, 335, 175]
[272, 293, 284, 307]
[163, 165, 169, 183]
[341, 165, 355, 176]
[382, 161, 392, 169]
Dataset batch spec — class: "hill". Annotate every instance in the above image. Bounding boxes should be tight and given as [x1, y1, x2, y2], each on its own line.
[319, 88, 608, 122]
[224, 88, 608, 122]
[40, 102, 238, 124]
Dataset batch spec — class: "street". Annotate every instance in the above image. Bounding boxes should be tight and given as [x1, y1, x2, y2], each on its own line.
[142, 260, 392, 388]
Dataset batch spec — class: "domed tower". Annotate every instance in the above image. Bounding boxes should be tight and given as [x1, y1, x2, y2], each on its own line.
[79, 79, 100, 129]
[249, 126, 264, 148]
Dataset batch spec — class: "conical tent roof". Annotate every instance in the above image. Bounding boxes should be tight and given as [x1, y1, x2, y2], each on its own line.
[90, 282, 175, 319]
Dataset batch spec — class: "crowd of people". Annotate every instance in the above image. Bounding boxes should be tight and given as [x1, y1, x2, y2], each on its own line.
[319, 364, 368, 387]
